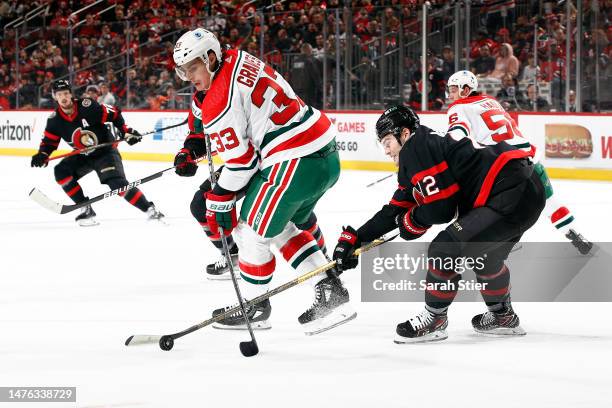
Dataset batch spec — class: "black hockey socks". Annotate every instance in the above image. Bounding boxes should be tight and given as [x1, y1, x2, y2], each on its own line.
[119, 188, 151, 212]
[56, 176, 87, 204]
[424, 260, 461, 314]
[474, 263, 511, 312]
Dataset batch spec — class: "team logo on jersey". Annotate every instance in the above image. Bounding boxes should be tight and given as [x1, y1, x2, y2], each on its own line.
[82, 99, 92, 107]
[412, 185, 425, 206]
[71, 127, 99, 152]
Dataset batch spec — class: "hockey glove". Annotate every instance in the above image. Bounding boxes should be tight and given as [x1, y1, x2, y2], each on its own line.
[396, 205, 429, 241]
[333, 226, 360, 271]
[174, 148, 198, 177]
[31, 151, 49, 168]
[205, 192, 237, 237]
[123, 127, 142, 145]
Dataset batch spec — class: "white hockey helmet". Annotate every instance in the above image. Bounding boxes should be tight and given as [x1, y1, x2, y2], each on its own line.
[173, 28, 222, 81]
[447, 70, 478, 94]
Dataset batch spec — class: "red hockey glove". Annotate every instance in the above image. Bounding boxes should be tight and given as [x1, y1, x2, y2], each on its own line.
[205, 192, 237, 237]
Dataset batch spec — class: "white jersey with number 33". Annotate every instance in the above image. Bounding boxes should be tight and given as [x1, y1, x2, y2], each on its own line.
[195, 49, 334, 192]
[446, 94, 533, 154]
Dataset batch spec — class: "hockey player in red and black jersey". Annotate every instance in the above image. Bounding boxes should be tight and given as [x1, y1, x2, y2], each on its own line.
[332, 105, 546, 343]
[30, 80, 164, 226]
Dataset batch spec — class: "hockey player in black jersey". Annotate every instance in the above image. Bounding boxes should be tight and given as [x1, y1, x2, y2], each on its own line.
[30, 79, 164, 226]
[332, 105, 546, 343]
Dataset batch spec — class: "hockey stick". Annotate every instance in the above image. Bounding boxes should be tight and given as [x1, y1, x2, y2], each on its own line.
[204, 134, 259, 357]
[47, 118, 188, 162]
[29, 156, 205, 214]
[124, 233, 398, 351]
[366, 173, 394, 188]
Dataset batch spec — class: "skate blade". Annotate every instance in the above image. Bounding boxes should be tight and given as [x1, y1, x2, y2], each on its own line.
[78, 218, 100, 227]
[148, 216, 168, 225]
[206, 273, 240, 281]
[394, 329, 448, 344]
[474, 326, 526, 336]
[212, 320, 271, 330]
[302, 303, 357, 336]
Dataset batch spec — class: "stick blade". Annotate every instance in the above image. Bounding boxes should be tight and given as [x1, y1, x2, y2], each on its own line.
[125, 335, 163, 346]
[29, 188, 63, 214]
[239, 341, 259, 357]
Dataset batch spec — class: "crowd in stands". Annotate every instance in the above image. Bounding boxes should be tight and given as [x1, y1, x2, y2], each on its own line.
[0, 0, 610, 111]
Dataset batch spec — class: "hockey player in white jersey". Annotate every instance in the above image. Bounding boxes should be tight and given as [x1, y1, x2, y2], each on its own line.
[445, 70, 592, 254]
[172, 28, 355, 334]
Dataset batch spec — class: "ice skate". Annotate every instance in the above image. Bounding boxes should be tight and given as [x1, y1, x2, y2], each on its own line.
[146, 202, 166, 223]
[298, 275, 357, 335]
[212, 298, 271, 330]
[394, 309, 448, 344]
[472, 304, 526, 336]
[206, 252, 239, 280]
[75, 204, 99, 227]
[566, 229, 593, 255]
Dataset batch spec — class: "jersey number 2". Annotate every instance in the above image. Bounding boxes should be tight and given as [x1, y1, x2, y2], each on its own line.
[481, 109, 523, 142]
[251, 65, 303, 126]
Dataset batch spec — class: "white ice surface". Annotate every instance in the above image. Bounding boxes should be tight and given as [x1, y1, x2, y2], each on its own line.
[1, 156, 611, 408]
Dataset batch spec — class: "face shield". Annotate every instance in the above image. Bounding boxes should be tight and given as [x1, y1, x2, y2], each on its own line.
[175, 56, 209, 82]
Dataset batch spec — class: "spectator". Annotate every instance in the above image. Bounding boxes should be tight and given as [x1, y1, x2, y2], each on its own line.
[496, 74, 524, 111]
[313, 34, 326, 59]
[469, 28, 499, 59]
[441, 45, 455, 81]
[489, 43, 520, 80]
[520, 53, 540, 83]
[51, 56, 69, 79]
[524, 84, 550, 111]
[162, 84, 186, 109]
[353, 55, 379, 106]
[146, 91, 162, 110]
[86, 84, 100, 101]
[289, 43, 322, 109]
[97, 82, 116, 106]
[275, 28, 294, 53]
[236, 15, 252, 38]
[470, 44, 496, 77]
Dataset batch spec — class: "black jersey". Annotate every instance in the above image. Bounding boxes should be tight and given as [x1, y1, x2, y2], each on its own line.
[38, 98, 127, 156]
[357, 125, 534, 242]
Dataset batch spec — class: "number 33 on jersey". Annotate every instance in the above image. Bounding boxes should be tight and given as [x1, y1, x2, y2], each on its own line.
[191, 49, 334, 192]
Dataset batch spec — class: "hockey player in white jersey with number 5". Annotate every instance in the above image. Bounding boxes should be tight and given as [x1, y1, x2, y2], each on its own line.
[172, 28, 355, 334]
[446, 70, 592, 254]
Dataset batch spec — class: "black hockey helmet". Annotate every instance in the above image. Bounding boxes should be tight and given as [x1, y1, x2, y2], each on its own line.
[375, 105, 420, 144]
[52, 79, 71, 94]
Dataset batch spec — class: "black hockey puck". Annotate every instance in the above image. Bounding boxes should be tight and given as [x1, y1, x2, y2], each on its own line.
[239, 341, 259, 357]
[159, 336, 174, 351]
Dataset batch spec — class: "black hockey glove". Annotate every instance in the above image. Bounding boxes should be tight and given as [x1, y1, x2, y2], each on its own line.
[333, 226, 361, 272]
[396, 205, 429, 241]
[31, 151, 49, 168]
[123, 127, 142, 145]
[174, 148, 198, 177]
